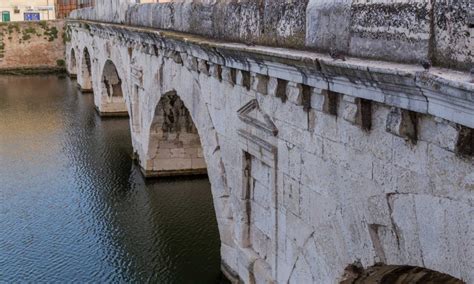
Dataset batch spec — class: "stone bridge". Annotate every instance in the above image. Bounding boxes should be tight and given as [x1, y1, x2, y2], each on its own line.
[66, 1, 473, 283]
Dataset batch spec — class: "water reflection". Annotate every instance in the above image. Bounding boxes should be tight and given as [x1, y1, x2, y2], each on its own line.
[0, 75, 221, 283]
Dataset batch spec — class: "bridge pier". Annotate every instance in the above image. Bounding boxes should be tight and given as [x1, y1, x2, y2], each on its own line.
[95, 59, 128, 117]
[77, 48, 93, 93]
[67, 48, 77, 79]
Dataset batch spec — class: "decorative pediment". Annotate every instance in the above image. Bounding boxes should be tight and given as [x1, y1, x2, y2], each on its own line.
[237, 99, 278, 136]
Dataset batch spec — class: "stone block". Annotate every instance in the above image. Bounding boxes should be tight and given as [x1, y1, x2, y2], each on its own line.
[153, 158, 192, 171]
[434, 0, 473, 70]
[306, 0, 351, 53]
[310, 89, 325, 112]
[170, 148, 186, 158]
[273, 102, 308, 130]
[342, 95, 372, 131]
[191, 158, 207, 169]
[392, 137, 428, 174]
[252, 180, 271, 210]
[414, 195, 472, 280]
[342, 96, 359, 124]
[283, 175, 301, 216]
[389, 194, 424, 265]
[238, 248, 259, 284]
[309, 110, 339, 141]
[237, 70, 252, 90]
[428, 144, 474, 196]
[287, 82, 303, 106]
[251, 73, 269, 95]
[349, 0, 431, 64]
[267, 77, 279, 97]
[285, 211, 314, 249]
[219, 218, 236, 247]
[253, 259, 275, 284]
[221, 66, 236, 85]
[184, 55, 199, 72]
[209, 64, 223, 81]
[197, 59, 210, 75]
[322, 90, 339, 116]
[251, 202, 273, 238]
[323, 139, 374, 180]
[419, 116, 459, 152]
[386, 107, 418, 144]
[250, 227, 271, 261]
[221, 244, 238, 275]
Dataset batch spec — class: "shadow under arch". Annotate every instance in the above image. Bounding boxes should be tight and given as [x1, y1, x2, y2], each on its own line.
[96, 59, 128, 117]
[141, 82, 238, 281]
[68, 48, 77, 78]
[144, 90, 207, 177]
[341, 264, 465, 284]
[79, 47, 93, 93]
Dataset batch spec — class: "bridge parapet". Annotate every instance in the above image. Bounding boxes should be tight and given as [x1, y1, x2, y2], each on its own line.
[70, 0, 472, 71]
[67, 20, 474, 129]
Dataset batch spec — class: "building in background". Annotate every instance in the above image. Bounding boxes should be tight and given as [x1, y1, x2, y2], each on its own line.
[55, 0, 166, 19]
[55, 0, 94, 19]
[0, 0, 56, 22]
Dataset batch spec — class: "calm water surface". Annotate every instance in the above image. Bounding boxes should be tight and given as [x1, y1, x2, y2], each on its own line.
[0, 75, 221, 283]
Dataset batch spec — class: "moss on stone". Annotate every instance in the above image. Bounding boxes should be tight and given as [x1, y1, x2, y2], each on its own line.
[56, 59, 66, 67]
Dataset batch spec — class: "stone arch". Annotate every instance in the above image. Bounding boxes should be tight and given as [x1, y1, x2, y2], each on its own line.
[96, 59, 128, 116]
[144, 90, 206, 177]
[341, 264, 464, 283]
[79, 47, 93, 92]
[68, 48, 77, 78]
[137, 63, 234, 275]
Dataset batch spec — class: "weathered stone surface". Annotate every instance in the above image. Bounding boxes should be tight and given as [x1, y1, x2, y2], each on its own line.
[67, 12, 473, 284]
[433, 0, 473, 70]
[306, 0, 352, 54]
[70, 0, 473, 70]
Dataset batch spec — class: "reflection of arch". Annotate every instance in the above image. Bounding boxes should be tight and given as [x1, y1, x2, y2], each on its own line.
[68, 48, 77, 78]
[144, 91, 206, 177]
[342, 264, 464, 283]
[79, 47, 93, 92]
[96, 59, 128, 116]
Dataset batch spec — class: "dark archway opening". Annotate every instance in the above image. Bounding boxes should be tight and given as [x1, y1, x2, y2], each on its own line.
[80, 47, 93, 92]
[69, 48, 77, 78]
[96, 60, 127, 116]
[145, 91, 206, 177]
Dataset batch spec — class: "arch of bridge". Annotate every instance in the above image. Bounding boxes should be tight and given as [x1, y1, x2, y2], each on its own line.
[66, 21, 474, 284]
[67, 47, 77, 77]
[138, 54, 232, 240]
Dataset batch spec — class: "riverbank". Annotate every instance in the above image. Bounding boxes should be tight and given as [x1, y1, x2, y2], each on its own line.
[0, 66, 66, 75]
[0, 20, 66, 70]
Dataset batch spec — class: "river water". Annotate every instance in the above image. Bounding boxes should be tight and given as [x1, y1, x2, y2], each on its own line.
[0, 75, 222, 283]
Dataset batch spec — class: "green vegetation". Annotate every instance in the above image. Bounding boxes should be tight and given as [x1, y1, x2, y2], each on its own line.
[63, 26, 72, 44]
[0, 31, 4, 58]
[44, 26, 58, 42]
[38, 21, 48, 30]
[7, 23, 20, 34]
[21, 33, 31, 41]
[21, 26, 36, 42]
[56, 59, 66, 67]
